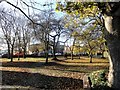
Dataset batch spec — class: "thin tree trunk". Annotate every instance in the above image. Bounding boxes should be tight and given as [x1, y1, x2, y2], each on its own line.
[18, 46, 20, 60]
[88, 51, 92, 63]
[71, 51, 73, 60]
[89, 54, 92, 63]
[78, 47, 80, 59]
[70, 38, 76, 60]
[45, 52, 48, 63]
[18, 54, 20, 60]
[52, 46, 57, 60]
[78, 54, 80, 59]
[10, 45, 14, 62]
[52, 36, 57, 60]
[10, 54, 13, 62]
[23, 47, 26, 58]
[45, 41, 49, 64]
[45, 33, 49, 64]
[7, 44, 11, 59]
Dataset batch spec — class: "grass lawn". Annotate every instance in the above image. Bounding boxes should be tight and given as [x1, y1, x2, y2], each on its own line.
[0, 56, 109, 89]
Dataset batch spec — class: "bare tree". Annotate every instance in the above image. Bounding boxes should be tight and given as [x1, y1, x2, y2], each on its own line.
[0, 9, 18, 61]
[28, 9, 54, 63]
[48, 19, 67, 60]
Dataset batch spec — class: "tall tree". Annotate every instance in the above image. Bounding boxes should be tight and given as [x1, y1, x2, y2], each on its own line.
[56, 2, 120, 89]
[49, 19, 66, 60]
[21, 19, 31, 58]
[28, 10, 54, 63]
[63, 14, 83, 60]
[0, 9, 18, 61]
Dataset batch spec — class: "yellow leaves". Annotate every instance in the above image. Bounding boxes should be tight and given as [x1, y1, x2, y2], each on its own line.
[64, 14, 81, 29]
[74, 10, 79, 15]
[56, 2, 102, 20]
[55, 9, 59, 13]
[72, 31, 79, 37]
[64, 23, 69, 28]
[92, 6, 98, 12]
[73, 47, 80, 53]
[80, 5, 98, 18]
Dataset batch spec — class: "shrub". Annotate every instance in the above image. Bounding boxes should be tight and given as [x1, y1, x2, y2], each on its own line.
[89, 70, 109, 89]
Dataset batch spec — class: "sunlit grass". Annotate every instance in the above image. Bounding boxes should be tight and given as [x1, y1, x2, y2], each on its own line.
[57, 56, 109, 67]
[0, 57, 52, 63]
[1, 56, 109, 74]
[63, 57, 109, 63]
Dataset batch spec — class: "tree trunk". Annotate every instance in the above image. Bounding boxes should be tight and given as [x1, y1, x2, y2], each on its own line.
[45, 52, 48, 64]
[89, 54, 92, 63]
[10, 45, 14, 62]
[7, 43, 11, 59]
[71, 51, 74, 60]
[107, 40, 120, 89]
[52, 36, 57, 60]
[78, 54, 80, 59]
[18, 47, 20, 60]
[78, 47, 80, 59]
[45, 36, 49, 64]
[23, 47, 26, 58]
[104, 13, 120, 89]
[52, 46, 57, 60]
[18, 54, 20, 60]
[45, 42, 49, 64]
[70, 38, 76, 60]
[10, 53, 13, 62]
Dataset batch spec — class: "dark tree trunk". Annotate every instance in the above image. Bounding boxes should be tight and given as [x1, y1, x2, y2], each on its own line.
[78, 47, 81, 59]
[10, 54, 13, 62]
[45, 47, 48, 64]
[78, 54, 80, 59]
[70, 38, 76, 60]
[7, 43, 11, 59]
[23, 47, 26, 58]
[10, 45, 14, 62]
[88, 51, 93, 63]
[45, 34, 49, 64]
[45, 42, 49, 64]
[18, 47, 20, 60]
[71, 51, 74, 60]
[103, 7, 120, 89]
[89, 54, 92, 63]
[52, 36, 57, 60]
[45, 52, 48, 64]
[18, 55, 20, 60]
[52, 47, 57, 60]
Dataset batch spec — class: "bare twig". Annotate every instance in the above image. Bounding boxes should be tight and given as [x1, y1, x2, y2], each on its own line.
[5, 0, 44, 28]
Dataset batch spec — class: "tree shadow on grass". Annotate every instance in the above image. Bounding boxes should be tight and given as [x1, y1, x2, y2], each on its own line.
[2, 70, 83, 89]
[2, 62, 45, 68]
[2, 62, 71, 68]
[2, 61, 108, 74]
[54, 58, 109, 64]
[1, 61, 82, 68]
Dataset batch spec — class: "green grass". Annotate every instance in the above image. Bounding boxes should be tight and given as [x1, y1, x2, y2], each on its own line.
[1, 56, 109, 89]
[0, 57, 47, 62]
[1, 56, 109, 74]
